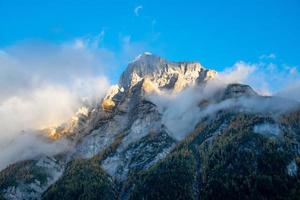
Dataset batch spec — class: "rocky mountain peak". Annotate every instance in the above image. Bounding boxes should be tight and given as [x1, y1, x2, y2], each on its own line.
[119, 52, 217, 92]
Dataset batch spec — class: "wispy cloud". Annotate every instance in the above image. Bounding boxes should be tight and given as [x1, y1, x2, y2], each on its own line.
[259, 53, 276, 60]
[74, 30, 105, 50]
[134, 5, 143, 16]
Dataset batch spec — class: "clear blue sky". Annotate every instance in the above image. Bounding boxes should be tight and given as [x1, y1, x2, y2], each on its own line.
[0, 0, 299, 73]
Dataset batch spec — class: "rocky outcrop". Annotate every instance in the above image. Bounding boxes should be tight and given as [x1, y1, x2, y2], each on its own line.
[221, 83, 257, 99]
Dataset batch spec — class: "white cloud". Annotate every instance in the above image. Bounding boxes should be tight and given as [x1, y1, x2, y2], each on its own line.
[149, 86, 203, 140]
[134, 5, 143, 16]
[216, 61, 256, 84]
[73, 30, 105, 50]
[0, 131, 73, 170]
[0, 83, 91, 170]
[214, 58, 300, 96]
[0, 39, 112, 169]
[259, 53, 276, 60]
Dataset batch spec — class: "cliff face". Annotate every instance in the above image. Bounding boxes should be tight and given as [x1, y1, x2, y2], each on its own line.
[1, 53, 300, 200]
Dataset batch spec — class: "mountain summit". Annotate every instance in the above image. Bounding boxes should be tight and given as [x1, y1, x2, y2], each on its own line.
[1, 54, 300, 200]
[119, 52, 216, 91]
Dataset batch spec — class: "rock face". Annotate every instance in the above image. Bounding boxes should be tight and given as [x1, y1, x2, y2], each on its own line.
[119, 52, 216, 92]
[1, 53, 300, 200]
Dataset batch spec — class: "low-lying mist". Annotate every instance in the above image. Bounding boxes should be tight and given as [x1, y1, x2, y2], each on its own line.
[148, 62, 300, 140]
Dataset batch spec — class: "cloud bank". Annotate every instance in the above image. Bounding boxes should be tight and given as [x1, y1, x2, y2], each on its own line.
[0, 34, 150, 170]
[148, 61, 300, 140]
[147, 62, 252, 139]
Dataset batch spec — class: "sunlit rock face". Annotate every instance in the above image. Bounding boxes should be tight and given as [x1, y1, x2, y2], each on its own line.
[101, 85, 125, 110]
[119, 52, 216, 93]
[141, 78, 160, 94]
[101, 99, 116, 110]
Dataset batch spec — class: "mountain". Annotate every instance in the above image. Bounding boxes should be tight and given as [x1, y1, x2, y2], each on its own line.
[1, 53, 300, 200]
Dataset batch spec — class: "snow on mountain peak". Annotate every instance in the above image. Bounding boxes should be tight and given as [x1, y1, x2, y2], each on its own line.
[130, 52, 155, 63]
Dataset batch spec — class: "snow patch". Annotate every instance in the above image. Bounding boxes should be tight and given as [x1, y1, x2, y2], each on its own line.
[131, 52, 153, 63]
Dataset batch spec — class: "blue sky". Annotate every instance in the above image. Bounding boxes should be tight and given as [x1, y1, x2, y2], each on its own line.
[0, 0, 300, 90]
